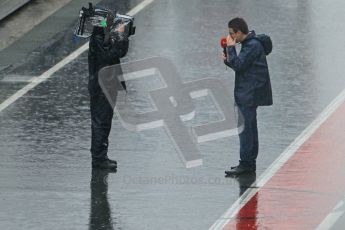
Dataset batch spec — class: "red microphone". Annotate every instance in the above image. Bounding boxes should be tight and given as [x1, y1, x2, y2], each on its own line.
[220, 37, 227, 48]
[220, 37, 227, 57]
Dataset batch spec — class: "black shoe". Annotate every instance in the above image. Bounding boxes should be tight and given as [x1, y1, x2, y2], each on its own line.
[225, 165, 255, 176]
[106, 158, 117, 166]
[230, 164, 256, 171]
[92, 159, 117, 171]
[230, 165, 239, 169]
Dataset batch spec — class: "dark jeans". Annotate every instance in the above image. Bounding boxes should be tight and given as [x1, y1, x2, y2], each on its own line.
[90, 92, 114, 162]
[237, 106, 258, 169]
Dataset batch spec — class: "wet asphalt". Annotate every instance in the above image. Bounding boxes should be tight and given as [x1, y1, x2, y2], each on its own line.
[1, 0, 345, 229]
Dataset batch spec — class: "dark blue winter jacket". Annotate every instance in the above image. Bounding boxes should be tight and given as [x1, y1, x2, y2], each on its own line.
[224, 31, 273, 107]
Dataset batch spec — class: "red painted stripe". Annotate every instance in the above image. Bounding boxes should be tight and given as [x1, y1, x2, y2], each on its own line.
[223, 101, 345, 230]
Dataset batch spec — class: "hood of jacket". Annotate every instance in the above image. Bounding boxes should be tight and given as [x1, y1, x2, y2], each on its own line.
[242, 30, 273, 55]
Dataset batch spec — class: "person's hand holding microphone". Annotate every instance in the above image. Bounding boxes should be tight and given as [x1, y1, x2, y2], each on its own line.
[221, 34, 236, 61]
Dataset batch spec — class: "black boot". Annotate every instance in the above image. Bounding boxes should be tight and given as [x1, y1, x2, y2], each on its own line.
[225, 165, 255, 176]
[229, 164, 256, 170]
[106, 157, 117, 166]
[92, 159, 117, 171]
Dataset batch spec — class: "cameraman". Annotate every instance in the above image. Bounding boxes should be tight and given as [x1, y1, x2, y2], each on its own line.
[88, 12, 129, 171]
[222, 18, 273, 176]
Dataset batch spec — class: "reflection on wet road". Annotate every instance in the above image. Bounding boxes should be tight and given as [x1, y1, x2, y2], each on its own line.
[89, 169, 116, 230]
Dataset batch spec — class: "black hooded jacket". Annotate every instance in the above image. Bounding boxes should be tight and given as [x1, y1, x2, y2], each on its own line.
[88, 27, 129, 95]
[224, 31, 273, 107]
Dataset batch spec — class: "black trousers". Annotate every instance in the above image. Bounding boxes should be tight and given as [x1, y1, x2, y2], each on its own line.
[90, 92, 114, 162]
[238, 106, 259, 169]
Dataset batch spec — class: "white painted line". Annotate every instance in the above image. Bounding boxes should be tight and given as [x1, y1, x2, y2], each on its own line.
[1, 75, 33, 83]
[209, 87, 345, 230]
[316, 200, 345, 230]
[127, 0, 154, 16]
[0, 0, 155, 113]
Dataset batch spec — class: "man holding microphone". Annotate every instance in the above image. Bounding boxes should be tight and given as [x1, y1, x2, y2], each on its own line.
[222, 17, 273, 176]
